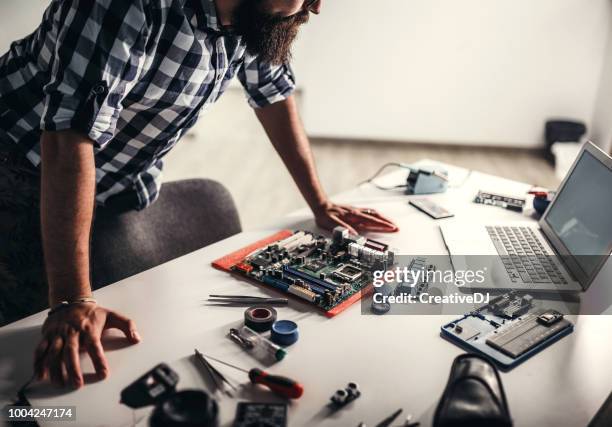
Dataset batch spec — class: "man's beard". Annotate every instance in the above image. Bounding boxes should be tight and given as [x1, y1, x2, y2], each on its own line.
[233, 1, 309, 65]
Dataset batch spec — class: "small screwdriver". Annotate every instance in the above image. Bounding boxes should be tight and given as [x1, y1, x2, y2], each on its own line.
[202, 354, 304, 399]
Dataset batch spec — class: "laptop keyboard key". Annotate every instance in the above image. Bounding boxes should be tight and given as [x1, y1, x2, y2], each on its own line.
[490, 226, 558, 285]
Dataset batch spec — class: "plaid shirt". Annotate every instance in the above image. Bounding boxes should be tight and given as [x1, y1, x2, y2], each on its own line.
[0, 0, 295, 209]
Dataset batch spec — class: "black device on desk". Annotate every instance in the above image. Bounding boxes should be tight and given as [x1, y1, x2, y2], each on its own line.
[474, 191, 526, 212]
[120, 363, 179, 408]
[120, 363, 219, 426]
[233, 402, 287, 427]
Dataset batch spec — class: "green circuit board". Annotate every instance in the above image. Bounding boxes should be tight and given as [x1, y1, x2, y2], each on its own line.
[229, 228, 394, 312]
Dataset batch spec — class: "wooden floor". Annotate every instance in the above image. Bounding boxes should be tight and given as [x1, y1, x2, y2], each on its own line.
[163, 89, 560, 229]
[311, 138, 559, 198]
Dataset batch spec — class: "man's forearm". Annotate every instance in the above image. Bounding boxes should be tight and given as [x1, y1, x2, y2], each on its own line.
[255, 95, 329, 212]
[40, 130, 96, 306]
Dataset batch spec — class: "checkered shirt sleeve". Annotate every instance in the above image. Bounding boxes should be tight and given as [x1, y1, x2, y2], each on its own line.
[40, 0, 149, 147]
[237, 54, 296, 108]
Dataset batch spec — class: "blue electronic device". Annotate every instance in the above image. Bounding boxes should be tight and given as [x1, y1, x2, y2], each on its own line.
[405, 166, 449, 195]
[440, 292, 573, 370]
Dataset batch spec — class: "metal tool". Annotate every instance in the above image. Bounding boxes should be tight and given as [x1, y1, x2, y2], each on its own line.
[194, 349, 238, 397]
[201, 354, 304, 399]
[207, 295, 288, 306]
[399, 414, 420, 427]
[229, 328, 255, 350]
[230, 326, 287, 361]
[375, 408, 403, 427]
[357, 410, 419, 427]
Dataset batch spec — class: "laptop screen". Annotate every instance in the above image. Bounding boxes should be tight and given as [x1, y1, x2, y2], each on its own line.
[543, 147, 612, 285]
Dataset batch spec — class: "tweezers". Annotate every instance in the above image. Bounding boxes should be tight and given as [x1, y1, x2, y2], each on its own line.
[207, 295, 288, 306]
[194, 349, 238, 397]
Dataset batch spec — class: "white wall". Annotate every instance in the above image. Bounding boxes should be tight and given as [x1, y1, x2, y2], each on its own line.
[0, 0, 49, 54]
[292, 0, 612, 147]
[591, 8, 612, 154]
[2, 0, 611, 149]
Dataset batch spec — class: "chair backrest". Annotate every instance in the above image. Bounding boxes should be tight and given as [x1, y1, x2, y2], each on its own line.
[90, 179, 241, 288]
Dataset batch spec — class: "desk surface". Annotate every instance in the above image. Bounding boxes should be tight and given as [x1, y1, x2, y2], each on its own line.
[1, 161, 611, 427]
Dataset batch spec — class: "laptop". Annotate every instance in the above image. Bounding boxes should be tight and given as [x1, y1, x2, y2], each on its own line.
[440, 141, 612, 292]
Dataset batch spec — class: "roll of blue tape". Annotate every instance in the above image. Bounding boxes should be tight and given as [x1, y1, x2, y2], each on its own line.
[270, 320, 299, 346]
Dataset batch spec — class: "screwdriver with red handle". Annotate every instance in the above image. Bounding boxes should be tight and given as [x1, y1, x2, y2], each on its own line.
[201, 354, 304, 399]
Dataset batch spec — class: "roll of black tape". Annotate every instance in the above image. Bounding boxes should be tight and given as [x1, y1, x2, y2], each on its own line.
[244, 306, 277, 332]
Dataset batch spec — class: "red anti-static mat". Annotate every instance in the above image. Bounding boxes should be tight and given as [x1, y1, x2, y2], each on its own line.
[212, 230, 293, 271]
[212, 230, 371, 317]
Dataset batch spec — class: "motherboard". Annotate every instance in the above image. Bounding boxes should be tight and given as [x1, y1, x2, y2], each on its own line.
[213, 227, 394, 316]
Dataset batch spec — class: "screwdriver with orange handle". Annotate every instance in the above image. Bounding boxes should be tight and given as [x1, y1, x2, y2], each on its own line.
[201, 353, 304, 399]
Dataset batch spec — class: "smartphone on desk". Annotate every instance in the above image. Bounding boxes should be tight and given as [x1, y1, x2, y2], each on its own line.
[410, 198, 454, 219]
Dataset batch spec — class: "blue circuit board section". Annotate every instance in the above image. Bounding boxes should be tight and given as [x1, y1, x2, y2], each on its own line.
[441, 293, 573, 370]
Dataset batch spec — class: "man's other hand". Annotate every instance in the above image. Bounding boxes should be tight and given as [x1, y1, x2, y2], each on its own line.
[34, 304, 141, 389]
[314, 202, 399, 235]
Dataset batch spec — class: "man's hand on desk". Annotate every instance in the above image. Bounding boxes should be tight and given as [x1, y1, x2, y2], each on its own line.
[34, 304, 141, 389]
[314, 202, 399, 234]
[255, 97, 399, 236]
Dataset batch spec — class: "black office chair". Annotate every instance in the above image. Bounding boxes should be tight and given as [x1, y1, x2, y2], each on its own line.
[90, 179, 241, 288]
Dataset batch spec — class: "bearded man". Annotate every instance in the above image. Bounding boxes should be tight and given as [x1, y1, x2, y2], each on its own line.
[0, 0, 398, 388]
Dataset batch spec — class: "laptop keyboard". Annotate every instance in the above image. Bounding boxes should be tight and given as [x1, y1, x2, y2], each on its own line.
[486, 226, 568, 285]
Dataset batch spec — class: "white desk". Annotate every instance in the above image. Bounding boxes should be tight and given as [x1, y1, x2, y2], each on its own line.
[1, 161, 611, 427]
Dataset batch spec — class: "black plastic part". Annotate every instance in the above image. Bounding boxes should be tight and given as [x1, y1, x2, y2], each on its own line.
[371, 301, 391, 315]
[330, 383, 362, 409]
[233, 402, 287, 427]
[120, 363, 179, 409]
[433, 354, 512, 427]
[150, 390, 219, 427]
[545, 120, 587, 162]
[588, 390, 612, 427]
[537, 310, 564, 326]
[545, 120, 587, 147]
